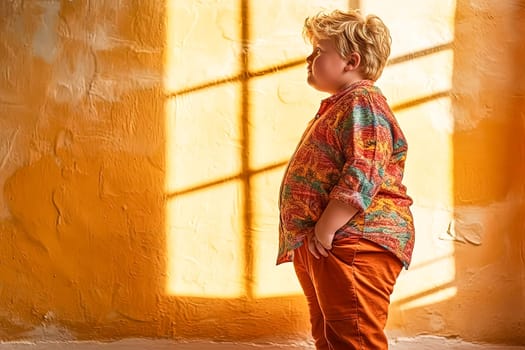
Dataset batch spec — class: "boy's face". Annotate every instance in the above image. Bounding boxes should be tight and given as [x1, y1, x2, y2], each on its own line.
[306, 37, 348, 94]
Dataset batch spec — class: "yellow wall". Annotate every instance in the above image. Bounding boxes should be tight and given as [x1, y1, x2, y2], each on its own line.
[0, 0, 523, 345]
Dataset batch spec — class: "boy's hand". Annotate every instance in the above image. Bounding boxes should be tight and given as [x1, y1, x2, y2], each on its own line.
[307, 233, 328, 259]
[315, 224, 335, 251]
[306, 225, 335, 259]
[307, 199, 359, 259]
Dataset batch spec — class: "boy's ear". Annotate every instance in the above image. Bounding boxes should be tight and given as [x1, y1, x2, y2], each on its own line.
[344, 52, 361, 71]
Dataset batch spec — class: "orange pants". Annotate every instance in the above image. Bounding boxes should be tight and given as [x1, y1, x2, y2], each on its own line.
[293, 235, 403, 350]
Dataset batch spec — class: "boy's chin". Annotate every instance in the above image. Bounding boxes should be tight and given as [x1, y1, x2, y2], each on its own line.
[307, 80, 330, 93]
[306, 76, 318, 89]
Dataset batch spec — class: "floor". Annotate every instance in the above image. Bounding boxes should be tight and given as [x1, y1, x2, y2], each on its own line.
[0, 337, 524, 349]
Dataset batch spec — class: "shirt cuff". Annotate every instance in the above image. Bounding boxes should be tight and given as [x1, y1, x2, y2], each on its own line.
[329, 184, 372, 211]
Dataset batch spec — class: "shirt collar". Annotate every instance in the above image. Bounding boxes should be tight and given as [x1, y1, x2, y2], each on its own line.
[322, 79, 374, 106]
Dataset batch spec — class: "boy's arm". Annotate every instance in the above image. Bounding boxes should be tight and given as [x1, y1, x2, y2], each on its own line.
[309, 199, 358, 258]
[330, 95, 393, 212]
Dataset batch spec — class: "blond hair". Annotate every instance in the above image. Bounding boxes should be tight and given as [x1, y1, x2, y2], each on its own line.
[303, 9, 391, 81]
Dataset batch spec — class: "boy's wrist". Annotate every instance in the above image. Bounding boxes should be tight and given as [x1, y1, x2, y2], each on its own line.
[315, 211, 340, 236]
[315, 220, 334, 237]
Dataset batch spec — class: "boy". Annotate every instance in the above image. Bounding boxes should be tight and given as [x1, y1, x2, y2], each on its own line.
[277, 9, 415, 350]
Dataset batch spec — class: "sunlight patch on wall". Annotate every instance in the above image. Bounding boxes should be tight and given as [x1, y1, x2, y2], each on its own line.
[364, 0, 456, 59]
[164, 1, 239, 92]
[251, 170, 303, 297]
[403, 286, 458, 311]
[382, 49, 455, 117]
[164, 86, 245, 298]
[163, 0, 459, 303]
[165, 180, 244, 297]
[165, 86, 242, 188]
[248, 70, 324, 170]
[164, 0, 243, 297]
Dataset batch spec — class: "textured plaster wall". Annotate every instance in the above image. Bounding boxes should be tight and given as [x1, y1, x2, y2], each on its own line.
[0, 0, 524, 347]
[0, 0, 168, 340]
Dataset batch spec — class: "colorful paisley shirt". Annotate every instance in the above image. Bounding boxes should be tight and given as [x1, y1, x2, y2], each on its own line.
[277, 79, 414, 268]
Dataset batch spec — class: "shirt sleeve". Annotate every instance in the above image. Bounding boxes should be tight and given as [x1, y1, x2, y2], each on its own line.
[329, 94, 393, 211]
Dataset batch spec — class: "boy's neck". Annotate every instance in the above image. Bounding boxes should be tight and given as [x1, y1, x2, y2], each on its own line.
[332, 75, 368, 95]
